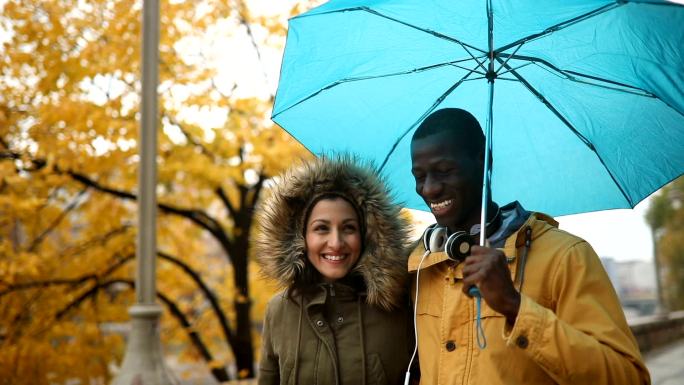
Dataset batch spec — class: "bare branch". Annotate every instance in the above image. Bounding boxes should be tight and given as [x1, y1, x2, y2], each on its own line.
[28, 188, 89, 252]
[215, 186, 237, 219]
[0, 278, 92, 297]
[209, 77, 237, 100]
[234, 0, 271, 99]
[155, 286, 231, 382]
[164, 114, 220, 163]
[247, 172, 265, 208]
[55, 278, 232, 382]
[0, 151, 18, 161]
[158, 251, 238, 355]
[66, 169, 234, 255]
[54, 281, 103, 320]
[60, 225, 132, 258]
[0, 149, 47, 171]
[66, 170, 136, 200]
[0, 252, 133, 298]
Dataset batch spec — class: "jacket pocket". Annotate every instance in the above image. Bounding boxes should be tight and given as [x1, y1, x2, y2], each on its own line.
[366, 353, 388, 385]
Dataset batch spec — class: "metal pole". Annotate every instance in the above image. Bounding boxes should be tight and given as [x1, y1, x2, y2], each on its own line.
[111, 1, 178, 383]
[480, 0, 495, 247]
[480, 81, 494, 247]
[137, 0, 158, 307]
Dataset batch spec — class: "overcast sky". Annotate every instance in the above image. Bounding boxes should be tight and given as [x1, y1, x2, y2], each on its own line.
[556, 199, 653, 261]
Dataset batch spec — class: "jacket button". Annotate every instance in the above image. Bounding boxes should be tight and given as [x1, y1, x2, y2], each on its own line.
[445, 341, 456, 351]
[516, 335, 529, 349]
[316, 320, 324, 327]
[337, 316, 344, 323]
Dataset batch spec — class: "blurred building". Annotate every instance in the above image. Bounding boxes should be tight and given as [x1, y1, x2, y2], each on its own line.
[600, 257, 658, 320]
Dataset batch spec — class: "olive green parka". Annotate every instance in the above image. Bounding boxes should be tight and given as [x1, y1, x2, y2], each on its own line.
[255, 156, 414, 385]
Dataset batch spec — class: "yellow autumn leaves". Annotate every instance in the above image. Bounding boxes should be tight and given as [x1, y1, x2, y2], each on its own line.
[0, 0, 321, 383]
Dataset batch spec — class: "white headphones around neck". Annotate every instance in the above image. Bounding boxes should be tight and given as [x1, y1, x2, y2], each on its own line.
[422, 223, 473, 262]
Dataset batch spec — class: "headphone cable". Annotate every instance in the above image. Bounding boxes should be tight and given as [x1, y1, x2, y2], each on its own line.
[404, 250, 429, 385]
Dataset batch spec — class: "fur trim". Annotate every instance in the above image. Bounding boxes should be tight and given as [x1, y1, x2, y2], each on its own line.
[255, 155, 411, 311]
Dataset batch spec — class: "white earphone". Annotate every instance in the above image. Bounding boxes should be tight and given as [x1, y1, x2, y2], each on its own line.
[404, 224, 477, 384]
[422, 223, 472, 262]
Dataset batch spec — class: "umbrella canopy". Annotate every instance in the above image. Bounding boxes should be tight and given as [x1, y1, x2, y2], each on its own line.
[272, 0, 684, 217]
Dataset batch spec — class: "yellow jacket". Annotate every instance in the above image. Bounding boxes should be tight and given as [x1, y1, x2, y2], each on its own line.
[409, 212, 650, 385]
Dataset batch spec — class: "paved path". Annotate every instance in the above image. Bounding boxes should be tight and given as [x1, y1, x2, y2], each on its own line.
[645, 339, 684, 385]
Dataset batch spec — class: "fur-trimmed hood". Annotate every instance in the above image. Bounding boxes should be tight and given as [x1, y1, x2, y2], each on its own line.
[255, 156, 411, 311]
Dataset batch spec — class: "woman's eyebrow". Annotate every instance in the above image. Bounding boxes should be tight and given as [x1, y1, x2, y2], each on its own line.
[309, 218, 330, 224]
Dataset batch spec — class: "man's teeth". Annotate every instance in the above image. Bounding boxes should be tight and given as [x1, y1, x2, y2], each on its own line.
[430, 199, 453, 210]
[323, 255, 345, 261]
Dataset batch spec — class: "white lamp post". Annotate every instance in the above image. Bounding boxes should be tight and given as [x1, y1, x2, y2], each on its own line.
[111, 1, 178, 384]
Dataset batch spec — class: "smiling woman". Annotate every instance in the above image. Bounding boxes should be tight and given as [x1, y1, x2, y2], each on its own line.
[254, 155, 417, 385]
[305, 197, 363, 282]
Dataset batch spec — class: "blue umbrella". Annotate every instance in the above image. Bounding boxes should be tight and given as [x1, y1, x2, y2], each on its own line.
[272, 0, 684, 222]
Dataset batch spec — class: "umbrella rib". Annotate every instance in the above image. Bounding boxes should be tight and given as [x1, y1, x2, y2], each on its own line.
[466, 76, 517, 82]
[451, 63, 487, 76]
[494, 41, 525, 75]
[495, 57, 634, 207]
[294, 6, 485, 56]
[562, 70, 681, 109]
[494, 3, 620, 55]
[378, 66, 479, 171]
[499, 53, 657, 98]
[556, 69, 684, 119]
[359, 7, 485, 52]
[273, 59, 482, 118]
[496, 62, 534, 78]
[360, 7, 490, 75]
[296, 6, 488, 59]
[623, 0, 684, 6]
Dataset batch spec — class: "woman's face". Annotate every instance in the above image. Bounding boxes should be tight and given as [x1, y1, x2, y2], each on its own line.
[305, 198, 362, 283]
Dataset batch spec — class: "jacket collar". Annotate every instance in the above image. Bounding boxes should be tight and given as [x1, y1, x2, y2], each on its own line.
[408, 203, 558, 272]
[303, 281, 365, 308]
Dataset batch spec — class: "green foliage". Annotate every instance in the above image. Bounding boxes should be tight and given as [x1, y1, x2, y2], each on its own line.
[646, 176, 684, 310]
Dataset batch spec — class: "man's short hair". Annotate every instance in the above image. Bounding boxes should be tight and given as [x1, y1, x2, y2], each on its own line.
[412, 108, 485, 157]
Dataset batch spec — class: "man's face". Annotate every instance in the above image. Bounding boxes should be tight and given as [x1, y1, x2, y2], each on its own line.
[410, 131, 483, 232]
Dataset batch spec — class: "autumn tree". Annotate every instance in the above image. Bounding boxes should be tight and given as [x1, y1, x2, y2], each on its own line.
[0, 0, 315, 382]
[646, 176, 684, 311]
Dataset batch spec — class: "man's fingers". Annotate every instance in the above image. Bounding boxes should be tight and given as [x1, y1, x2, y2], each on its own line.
[462, 269, 485, 293]
[462, 260, 484, 276]
[469, 245, 486, 255]
[462, 284, 477, 296]
[463, 254, 485, 266]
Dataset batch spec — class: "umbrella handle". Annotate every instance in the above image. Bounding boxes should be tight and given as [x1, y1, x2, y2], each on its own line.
[469, 286, 487, 349]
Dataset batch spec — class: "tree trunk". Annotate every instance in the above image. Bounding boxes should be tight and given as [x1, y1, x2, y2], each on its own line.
[651, 228, 667, 314]
[231, 239, 254, 378]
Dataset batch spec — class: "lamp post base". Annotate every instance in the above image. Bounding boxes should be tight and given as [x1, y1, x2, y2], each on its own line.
[111, 304, 179, 385]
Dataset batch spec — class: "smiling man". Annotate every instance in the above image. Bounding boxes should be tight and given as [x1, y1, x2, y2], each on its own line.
[408, 108, 650, 385]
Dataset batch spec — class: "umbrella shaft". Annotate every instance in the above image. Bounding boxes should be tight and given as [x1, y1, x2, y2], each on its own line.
[480, 75, 494, 247]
